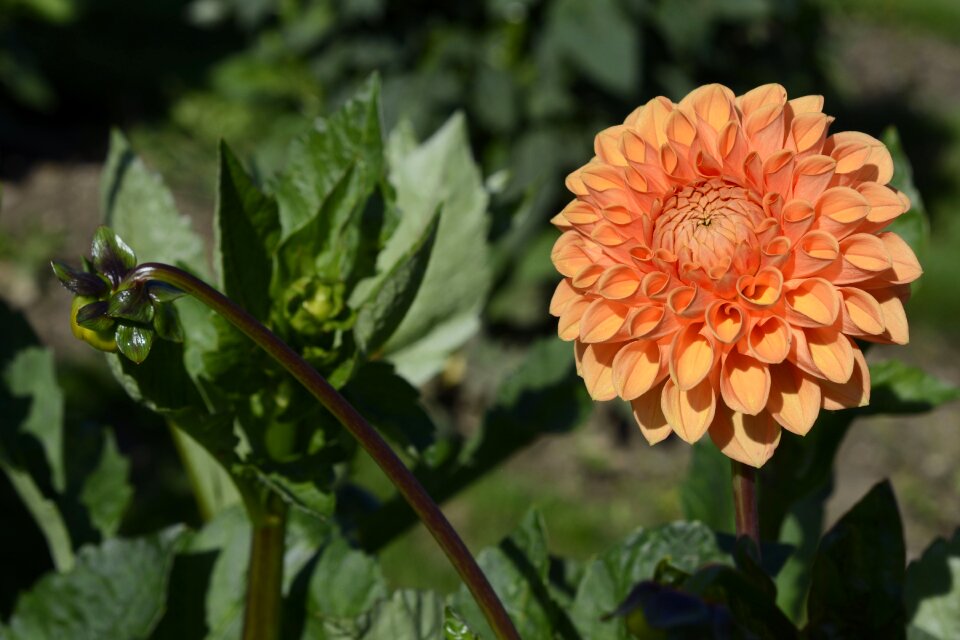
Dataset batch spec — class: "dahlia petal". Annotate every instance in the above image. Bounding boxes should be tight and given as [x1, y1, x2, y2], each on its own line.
[580, 299, 631, 343]
[613, 340, 664, 400]
[633, 96, 674, 148]
[744, 103, 785, 160]
[558, 298, 591, 341]
[788, 230, 840, 278]
[738, 83, 788, 118]
[748, 315, 791, 364]
[767, 364, 821, 435]
[641, 271, 671, 300]
[581, 163, 625, 193]
[743, 151, 764, 192]
[575, 341, 620, 401]
[821, 347, 870, 409]
[839, 287, 885, 336]
[709, 406, 781, 468]
[550, 211, 573, 229]
[594, 125, 628, 166]
[549, 278, 578, 317]
[572, 263, 604, 288]
[591, 222, 628, 246]
[737, 267, 783, 308]
[705, 300, 745, 344]
[629, 304, 670, 339]
[551, 232, 592, 277]
[718, 120, 749, 173]
[874, 289, 909, 344]
[790, 113, 832, 155]
[826, 131, 894, 185]
[667, 285, 708, 319]
[763, 149, 795, 197]
[858, 183, 909, 224]
[665, 109, 697, 147]
[565, 168, 589, 196]
[793, 155, 836, 202]
[878, 232, 922, 284]
[662, 377, 716, 443]
[671, 323, 715, 390]
[787, 94, 824, 115]
[597, 265, 642, 299]
[836, 233, 892, 284]
[780, 199, 816, 241]
[601, 205, 635, 225]
[631, 380, 671, 444]
[814, 186, 870, 237]
[761, 236, 791, 269]
[806, 326, 855, 384]
[561, 200, 601, 225]
[721, 350, 771, 415]
[784, 278, 840, 327]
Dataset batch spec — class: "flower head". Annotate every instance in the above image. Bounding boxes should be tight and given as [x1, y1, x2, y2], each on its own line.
[549, 83, 921, 467]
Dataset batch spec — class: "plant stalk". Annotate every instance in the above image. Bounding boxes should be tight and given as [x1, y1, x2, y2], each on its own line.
[731, 460, 760, 551]
[242, 492, 288, 640]
[127, 263, 520, 640]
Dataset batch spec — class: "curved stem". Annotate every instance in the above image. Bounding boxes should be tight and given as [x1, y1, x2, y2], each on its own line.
[732, 461, 760, 554]
[128, 263, 519, 640]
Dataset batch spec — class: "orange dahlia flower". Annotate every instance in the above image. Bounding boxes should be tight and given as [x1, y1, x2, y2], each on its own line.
[549, 83, 921, 467]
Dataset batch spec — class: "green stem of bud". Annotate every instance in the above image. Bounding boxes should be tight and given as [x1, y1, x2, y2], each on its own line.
[125, 263, 519, 640]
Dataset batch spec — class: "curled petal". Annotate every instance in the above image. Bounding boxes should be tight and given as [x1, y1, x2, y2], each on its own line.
[748, 315, 792, 364]
[767, 364, 821, 435]
[790, 113, 832, 155]
[709, 406, 781, 468]
[814, 186, 870, 237]
[784, 278, 840, 327]
[670, 323, 716, 390]
[763, 149, 795, 197]
[738, 83, 788, 118]
[788, 94, 825, 115]
[662, 377, 717, 443]
[613, 340, 664, 400]
[878, 232, 922, 284]
[780, 199, 816, 241]
[873, 289, 909, 344]
[839, 287, 885, 336]
[761, 236, 791, 269]
[580, 299, 631, 343]
[629, 304, 668, 338]
[572, 263, 605, 288]
[560, 200, 601, 225]
[705, 300, 745, 344]
[737, 267, 783, 308]
[597, 265, 642, 299]
[641, 271, 671, 300]
[788, 230, 840, 278]
[721, 351, 771, 415]
[551, 232, 593, 277]
[594, 125, 629, 166]
[667, 285, 708, 319]
[558, 298, 591, 341]
[793, 155, 836, 202]
[858, 183, 909, 224]
[806, 326, 855, 384]
[821, 347, 870, 410]
[836, 233, 892, 284]
[826, 131, 894, 185]
[575, 341, 621, 401]
[631, 380, 671, 444]
[744, 103, 785, 160]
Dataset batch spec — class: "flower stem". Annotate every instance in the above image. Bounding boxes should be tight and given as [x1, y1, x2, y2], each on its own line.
[242, 491, 287, 640]
[731, 460, 760, 551]
[127, 263, 520, 640]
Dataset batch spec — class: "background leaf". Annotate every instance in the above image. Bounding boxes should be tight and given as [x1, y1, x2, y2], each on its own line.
[905, 529, 960, 640]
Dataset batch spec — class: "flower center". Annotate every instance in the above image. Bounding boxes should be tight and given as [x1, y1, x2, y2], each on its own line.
[652, 179, 765, 273]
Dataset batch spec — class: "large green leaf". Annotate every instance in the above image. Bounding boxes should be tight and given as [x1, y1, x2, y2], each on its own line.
[570, 521, 730, 640]
[75, 428, 132, 539]
[905, 529, 960, 640]
[215, 141, 280, 320]
[805, 481, 906, 639]
[454, 510, 573, 640]
[1, 528, 185, 639]
[362, 590, 445, 640]
[380, 115, 491, 383]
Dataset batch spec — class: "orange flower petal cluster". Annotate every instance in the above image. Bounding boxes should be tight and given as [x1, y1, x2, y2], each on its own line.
[549, 83, 921, 467]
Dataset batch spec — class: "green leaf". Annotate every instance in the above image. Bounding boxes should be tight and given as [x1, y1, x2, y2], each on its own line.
[153, 302, 184, 343]
[353, 212, 439, 357]
[115, 324, 156, 364]
[342, 362, 437, 457]
[3, 346, 65, 492]
[274, 75, 383, 239]
[107, 285, 154, 324]
[380, 114, 491, 383]
[882, 126, 930, 260]
[215, 141, 280, 320]
[76, 301, 114, 332]
[867, 360, 960, 413]
[50, 260, 108, 297]
[680, 439, 735, 534]
[547, 0, 640, 97]
[2, 528, 185, 639]
[443, 607, 480, 640]
[905, 529, 960, 640]
[570, 521, 730, 640]
[805, 481, 906, 638]
[101, 130, 208, 278]
[455, 510, 574, 640]
[303, 536, 388, 638]
[77, 429, 132, 539]
[363, 590, 445, 640]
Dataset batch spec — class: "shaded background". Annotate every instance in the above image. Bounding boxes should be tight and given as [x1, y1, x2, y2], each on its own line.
[1, 0, 958, 605]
